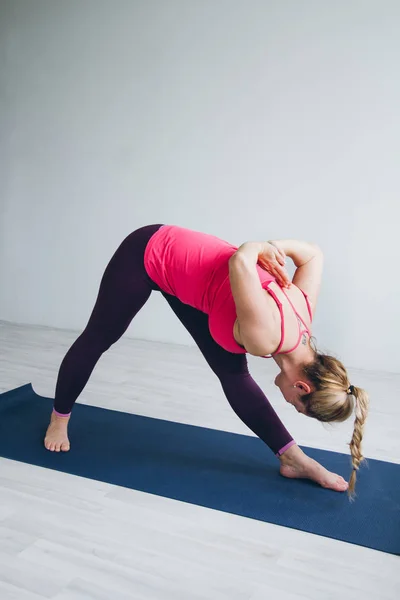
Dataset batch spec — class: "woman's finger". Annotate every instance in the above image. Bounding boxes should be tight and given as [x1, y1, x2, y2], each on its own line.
[271, 249, 284, 266]
[269, 242, 286, 262]
[276, 265, 291, 287]
[277, 254, 285, 266]
[259, 259, 290, 287]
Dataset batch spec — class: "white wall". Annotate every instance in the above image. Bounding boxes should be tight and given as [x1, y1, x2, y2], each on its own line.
[0, 0, 399, 373]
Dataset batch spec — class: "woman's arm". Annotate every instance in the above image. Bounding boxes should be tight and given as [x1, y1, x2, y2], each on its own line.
[229, 242, 289, 355]
[270, 239, 324, 312]
[269, 239, 320, 267]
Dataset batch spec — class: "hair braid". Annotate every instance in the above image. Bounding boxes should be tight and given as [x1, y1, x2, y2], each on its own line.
[348, 386, 369, 498]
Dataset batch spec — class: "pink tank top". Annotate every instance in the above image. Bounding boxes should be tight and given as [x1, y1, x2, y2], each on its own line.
[144, 225, 312, 355]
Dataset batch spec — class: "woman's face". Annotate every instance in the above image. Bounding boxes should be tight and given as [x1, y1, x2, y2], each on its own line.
[274, 371, 308, 414]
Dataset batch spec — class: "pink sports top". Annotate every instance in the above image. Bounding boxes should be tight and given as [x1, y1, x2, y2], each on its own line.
[144, 225, 313, 356]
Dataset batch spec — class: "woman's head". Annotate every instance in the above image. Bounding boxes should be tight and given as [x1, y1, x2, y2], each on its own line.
[299, 352, 369, 498]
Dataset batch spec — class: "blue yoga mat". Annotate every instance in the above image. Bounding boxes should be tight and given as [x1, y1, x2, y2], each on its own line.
[0, 384, 399, 555]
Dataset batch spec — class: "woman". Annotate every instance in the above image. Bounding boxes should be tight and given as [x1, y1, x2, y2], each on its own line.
[45, 224, 369, 497]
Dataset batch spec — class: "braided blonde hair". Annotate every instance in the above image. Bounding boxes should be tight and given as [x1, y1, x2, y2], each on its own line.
[301, 352, 369, 498]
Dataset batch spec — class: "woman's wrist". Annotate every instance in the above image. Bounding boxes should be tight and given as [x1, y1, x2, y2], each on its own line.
[234, 242, 264, 262]
[269, 239, 321, 267]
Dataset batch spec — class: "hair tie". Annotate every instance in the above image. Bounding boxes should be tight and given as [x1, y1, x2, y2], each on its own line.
[347, 385, 355, 395]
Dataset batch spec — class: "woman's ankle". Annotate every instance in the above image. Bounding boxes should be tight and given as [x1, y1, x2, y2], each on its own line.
[51, 409, 71, 423]
[278, 443, 306, 465]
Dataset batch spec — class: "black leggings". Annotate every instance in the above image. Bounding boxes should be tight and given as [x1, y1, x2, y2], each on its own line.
[54, 225, 295, 457]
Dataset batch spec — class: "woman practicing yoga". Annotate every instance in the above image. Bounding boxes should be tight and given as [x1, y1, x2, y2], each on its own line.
[45, 224, 369, 496]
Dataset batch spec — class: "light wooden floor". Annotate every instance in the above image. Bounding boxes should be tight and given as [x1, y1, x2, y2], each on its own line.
[0, 320, 399, 600]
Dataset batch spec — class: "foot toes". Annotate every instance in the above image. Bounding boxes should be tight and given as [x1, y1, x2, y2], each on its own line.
[44, 436, 70, 452]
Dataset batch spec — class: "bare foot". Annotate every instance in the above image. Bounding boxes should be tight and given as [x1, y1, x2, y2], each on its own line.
[44, 412, 71, 452]
[279, 444, 348, 492]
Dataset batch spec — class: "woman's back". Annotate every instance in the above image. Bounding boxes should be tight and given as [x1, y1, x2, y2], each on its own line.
[144, 225, 312, 355]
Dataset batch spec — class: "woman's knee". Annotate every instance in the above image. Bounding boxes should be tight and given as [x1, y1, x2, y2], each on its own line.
[76, 326, 120, 355]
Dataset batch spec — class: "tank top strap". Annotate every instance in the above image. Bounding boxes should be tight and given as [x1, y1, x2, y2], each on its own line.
[279, 287, 310, 329]
[264, 283, 285, 355]
[300, 289, 313, 321]
[264, 282, 312, 357]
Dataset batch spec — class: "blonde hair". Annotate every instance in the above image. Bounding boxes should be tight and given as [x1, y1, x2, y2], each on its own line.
[301, 351, 369, 499]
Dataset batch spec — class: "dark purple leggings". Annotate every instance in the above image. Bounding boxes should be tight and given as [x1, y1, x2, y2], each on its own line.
[54, 224, 295, 457]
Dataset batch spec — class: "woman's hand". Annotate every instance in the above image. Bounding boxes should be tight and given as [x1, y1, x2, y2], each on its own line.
[234, 241, 291, 288]
[257, 241, 291, 288]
